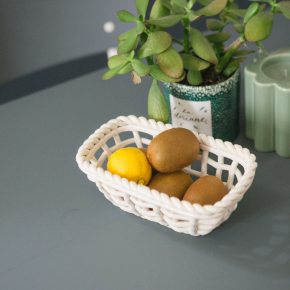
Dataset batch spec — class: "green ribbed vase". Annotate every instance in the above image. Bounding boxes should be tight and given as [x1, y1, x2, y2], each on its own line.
[244, 48, 290, 158]
[163, 69, 240, 142]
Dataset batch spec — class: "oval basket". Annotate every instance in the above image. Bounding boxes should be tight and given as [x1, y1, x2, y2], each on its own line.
[76, 115, 257, 236]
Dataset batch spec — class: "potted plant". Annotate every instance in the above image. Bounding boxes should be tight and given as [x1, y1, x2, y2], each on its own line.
[101, 0, 289, 141]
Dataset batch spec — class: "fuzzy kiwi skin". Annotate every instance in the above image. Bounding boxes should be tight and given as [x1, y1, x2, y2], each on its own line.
[138, 148, 158, 177]
[138, 148, 148, 155]
[183, 175, 227, 206]
[147, 128, 200, 173]
[147, 170, 193, 200]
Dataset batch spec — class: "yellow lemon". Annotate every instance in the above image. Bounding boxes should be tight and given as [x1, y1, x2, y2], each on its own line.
[107, 147, 152, 185]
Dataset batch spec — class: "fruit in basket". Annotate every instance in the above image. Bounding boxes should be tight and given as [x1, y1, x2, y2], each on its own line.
[147, 170, 193, 200]
[107, 147, 152, 185]
[138, 148, 159, 176]
[138, 148, 148, 155]
[147, 128, 200, 173]
[183, 175, 227, 206]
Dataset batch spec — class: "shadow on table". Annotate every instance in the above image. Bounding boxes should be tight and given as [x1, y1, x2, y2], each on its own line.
[0, 51, 107, 105]
[143, 184, 290, 279]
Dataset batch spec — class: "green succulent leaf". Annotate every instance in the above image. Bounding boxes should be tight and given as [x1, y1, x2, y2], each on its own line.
[197, 0, 228, 16]
[140, 33, 154, 65]
[136, 0, 149, 19]
[108, 55, 127, 68]
[206, 19, 225, 31]
[244, 3, 259, 24]
[259, 4, 266, 12]
[232, 50, 255, 57]
[149, 64, 186, 82]
[118, 28, 136, 42]
[101, 61, 130, 80]
[117, 10, 138, 22]
[228, 9, 247, 18]
[150, 0, 170, 19]
[172, 0, 188, 8]
[107, 55, 134, 74]
[223, 13, 240, 24]
[160, 0, 185, 13]
[118, 32, 139, 55]
[213, 42, 225, 56]
[118, 39, 125, 49]
[244, 12, 274, 42]
[277, 1, 290, 19]
[146, 14, 184, 27]
[134, 36, 140, 50]
[230, 2, 239, 10]
[172, 2, 185, 14]
[156, 46, 183, 78]
[136, 21, 146, 34]
[136, 31, 172, 59]
[233, 23, 245, 34]
[187, 70, 203, 85]
[148, 79, 169, 124]
[187, 0, 197, 10]
[131, 59, 151, 76]
[124, 51, 135, 59]
[140, 31, 148, 44]
[180, 53, 210, 71]
[189, 28, 218, 64]
[188, 11, 204, 22]
[197, 0, 212, 6]
[206, 32, 231, 43]
[219, 9, 226, 18]
[118, 63, 134, 75]
[222, 58, 246, 77]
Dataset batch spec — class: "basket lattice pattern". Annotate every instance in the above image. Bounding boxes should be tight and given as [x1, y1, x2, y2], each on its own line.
[76, 116, 257, 236]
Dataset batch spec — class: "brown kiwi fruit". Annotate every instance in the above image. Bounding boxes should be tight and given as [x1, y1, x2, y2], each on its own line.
[138, 148, 158, 176]
[138, 148, 147, 155]
[183, 175, 227, 206]
[147, 128, 200, 173]
[147, 170, 193, 200]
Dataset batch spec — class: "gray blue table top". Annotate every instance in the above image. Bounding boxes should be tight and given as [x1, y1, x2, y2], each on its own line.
[1, 16, 290, 290]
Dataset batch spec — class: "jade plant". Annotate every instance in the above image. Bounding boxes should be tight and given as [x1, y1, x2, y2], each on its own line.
[101, 0, 290, 123]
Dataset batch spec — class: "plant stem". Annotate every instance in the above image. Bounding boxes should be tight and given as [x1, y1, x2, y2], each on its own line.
[256, 41, 268, 56]
[215, 36, 245, 73]
[213, 17, 226, 59]
[172, 38, 185, 46]
[271, 0, 277, 13]
[184, 27, 190, 54]
[219, 17, 227, 33]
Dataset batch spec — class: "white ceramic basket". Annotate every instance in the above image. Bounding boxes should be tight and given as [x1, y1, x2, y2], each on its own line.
[76, 116, 257, 236]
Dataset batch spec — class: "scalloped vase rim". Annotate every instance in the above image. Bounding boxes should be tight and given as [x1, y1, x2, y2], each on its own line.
[245, 47, 290, 90]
